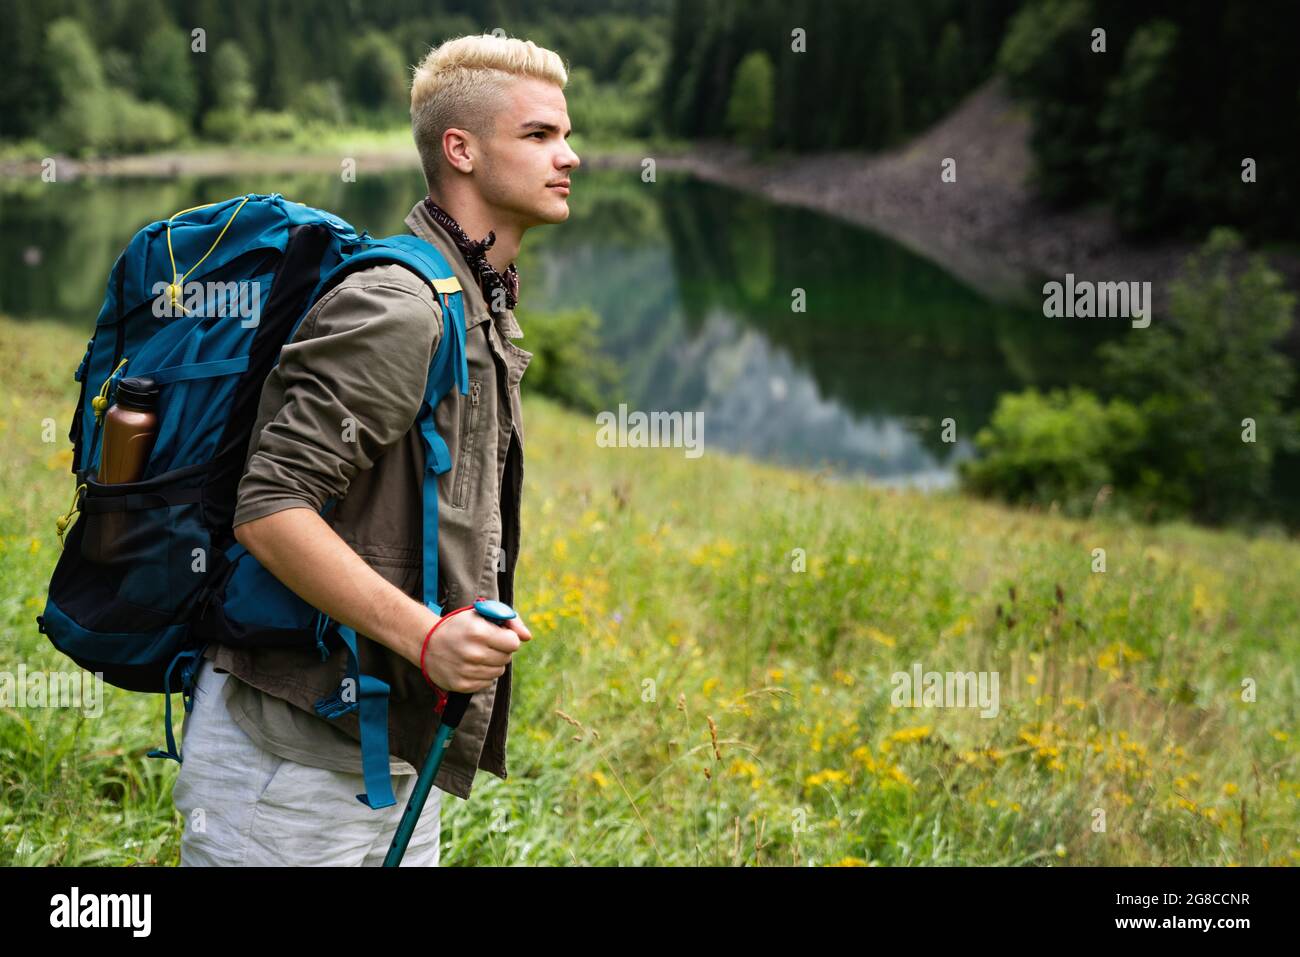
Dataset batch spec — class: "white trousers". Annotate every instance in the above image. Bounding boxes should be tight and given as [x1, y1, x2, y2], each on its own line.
[172, 658, 441, 866]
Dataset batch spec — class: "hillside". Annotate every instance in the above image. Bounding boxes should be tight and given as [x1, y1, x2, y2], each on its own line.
[615, 79, 1300, 334]
[1, 314, 1297, 865]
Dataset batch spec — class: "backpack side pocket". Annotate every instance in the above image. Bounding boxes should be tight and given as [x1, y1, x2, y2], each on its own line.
[40, 463, 211, 692]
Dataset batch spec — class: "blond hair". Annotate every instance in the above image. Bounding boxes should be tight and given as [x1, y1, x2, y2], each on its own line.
[411, 34, 568, 190]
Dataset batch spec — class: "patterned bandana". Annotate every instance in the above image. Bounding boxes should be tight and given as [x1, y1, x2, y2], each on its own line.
[422, 196, 520, 315]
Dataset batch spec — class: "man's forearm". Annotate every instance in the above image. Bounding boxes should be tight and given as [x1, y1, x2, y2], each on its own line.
[232, 506, 436, 669]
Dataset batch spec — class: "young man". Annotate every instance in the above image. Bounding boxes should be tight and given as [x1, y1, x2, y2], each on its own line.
[171, 34, 579, 866]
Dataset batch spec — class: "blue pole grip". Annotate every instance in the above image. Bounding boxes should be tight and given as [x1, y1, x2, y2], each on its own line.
[438, 600, 517, 729]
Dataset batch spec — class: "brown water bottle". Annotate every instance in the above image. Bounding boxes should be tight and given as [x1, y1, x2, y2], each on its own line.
[84, 376, 160, 564]
[98, 376, 160, 485]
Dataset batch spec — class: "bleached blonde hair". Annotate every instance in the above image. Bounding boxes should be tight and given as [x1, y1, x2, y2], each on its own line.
[411, 34, 569, 190]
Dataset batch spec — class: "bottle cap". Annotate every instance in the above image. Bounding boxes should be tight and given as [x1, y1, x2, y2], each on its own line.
[114, 376, 159, 412]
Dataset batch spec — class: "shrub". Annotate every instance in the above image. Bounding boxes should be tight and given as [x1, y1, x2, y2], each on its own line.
[209, 41, 256, 114]
[291, 80, 348, 126]
[240, 111, 301, 143]
[564, 66, 645, 144]
[348, 31, 406, 115]
[514, 306, 621, 414]
[47, 88, 185, 156]
[961, 388, 1147, 514]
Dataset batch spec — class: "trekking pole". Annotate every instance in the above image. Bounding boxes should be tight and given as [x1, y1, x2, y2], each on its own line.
[383, 598, 517, 867]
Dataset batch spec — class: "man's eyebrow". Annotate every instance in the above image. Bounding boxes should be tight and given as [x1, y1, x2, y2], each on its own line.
[519, 120, 572, 137]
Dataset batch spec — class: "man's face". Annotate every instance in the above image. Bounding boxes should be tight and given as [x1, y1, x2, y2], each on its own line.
[471, 76, 580, 229]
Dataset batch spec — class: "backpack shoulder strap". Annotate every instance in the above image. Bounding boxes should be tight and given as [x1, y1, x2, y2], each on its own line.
[311, 235, 470, 405]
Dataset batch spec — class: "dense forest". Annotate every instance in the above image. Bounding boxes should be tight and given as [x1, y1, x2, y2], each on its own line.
[661, 0, 1021, 150]
[662, 0, 1300, 242]
[0, 0, 673, 146]
[3, 0, 1299, 242]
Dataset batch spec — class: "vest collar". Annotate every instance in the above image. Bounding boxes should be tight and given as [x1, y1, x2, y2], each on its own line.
[404, 200, 524, 339]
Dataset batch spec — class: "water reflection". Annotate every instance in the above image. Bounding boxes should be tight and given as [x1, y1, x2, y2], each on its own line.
[0, 167, 1122, 489]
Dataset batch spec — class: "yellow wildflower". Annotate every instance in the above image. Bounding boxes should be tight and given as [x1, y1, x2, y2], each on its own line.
[889, 725, 932, 745]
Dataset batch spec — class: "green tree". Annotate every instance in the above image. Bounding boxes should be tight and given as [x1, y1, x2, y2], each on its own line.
[860, 36, 907, 148]
[202, 40, 256, 140]
[349, 31, 407, 115]
[102, 49, 138, 96]
[1000, 1, 1300, 241]
[515, 306, 621, 413]
[1094, 20, 1213, 236]
[997, 0, 1104, 206]
[44, 18, 106, 102]
[211, 40, 256, 113]
[964, 229, 1300, 524]
[138, 25, 200, 126]
[724, 50, 774, 148]
[291, 80, 348, 126]
[1099, 228, 1300, 521]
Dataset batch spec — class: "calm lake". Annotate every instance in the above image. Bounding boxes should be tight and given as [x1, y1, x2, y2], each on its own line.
[4, 166, 1292, 518]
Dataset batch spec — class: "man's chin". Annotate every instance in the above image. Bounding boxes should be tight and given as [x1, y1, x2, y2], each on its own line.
[537, 200, 570, 224]
[512, 197, 570, 229]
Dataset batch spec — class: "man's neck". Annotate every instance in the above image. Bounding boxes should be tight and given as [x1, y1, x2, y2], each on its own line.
[426, 189, 521, 274]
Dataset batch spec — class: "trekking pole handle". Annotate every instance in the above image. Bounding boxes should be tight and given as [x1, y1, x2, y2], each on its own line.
[383, 599, 517, 868]
[436, 599, 517, 729]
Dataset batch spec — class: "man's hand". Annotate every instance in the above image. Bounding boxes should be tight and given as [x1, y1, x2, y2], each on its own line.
[233, 506, 530, 693]
[423, 610, 533, 693]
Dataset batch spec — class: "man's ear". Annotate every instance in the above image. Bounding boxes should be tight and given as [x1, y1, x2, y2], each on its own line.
[442, 127, 474, 175]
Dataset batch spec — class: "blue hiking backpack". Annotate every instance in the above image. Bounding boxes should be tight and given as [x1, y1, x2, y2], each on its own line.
[36, 192, 469, 810]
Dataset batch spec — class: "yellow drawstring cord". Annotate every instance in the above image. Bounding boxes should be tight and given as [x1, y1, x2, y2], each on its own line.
[164, 195, 253, 314]
[56, 482, 87, 548]
[92, 356, 130, 423]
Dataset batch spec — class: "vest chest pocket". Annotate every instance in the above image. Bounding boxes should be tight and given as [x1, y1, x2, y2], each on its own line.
[451, 378, 482, 509]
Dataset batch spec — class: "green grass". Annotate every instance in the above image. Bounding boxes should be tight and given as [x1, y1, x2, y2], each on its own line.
[1, 315, 1297, 866]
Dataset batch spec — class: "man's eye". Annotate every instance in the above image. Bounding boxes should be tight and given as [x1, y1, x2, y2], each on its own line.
[530, 131, 546, 139]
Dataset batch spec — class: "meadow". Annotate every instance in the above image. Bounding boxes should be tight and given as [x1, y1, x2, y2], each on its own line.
[1, 315, 1296, 866]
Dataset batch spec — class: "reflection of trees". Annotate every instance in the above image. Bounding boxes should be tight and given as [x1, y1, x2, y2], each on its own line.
[556, 173, 665, 250]
[728, 197, 775, 303]
[524, 169, 1127, 465]
[8, 167, 1117, 455]
[2, 179, 189, 320]
[0, 170, 433, 324]
[655, 177, 1124, 459]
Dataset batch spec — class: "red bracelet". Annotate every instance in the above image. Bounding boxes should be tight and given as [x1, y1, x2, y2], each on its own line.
[420, 604, 477, 711]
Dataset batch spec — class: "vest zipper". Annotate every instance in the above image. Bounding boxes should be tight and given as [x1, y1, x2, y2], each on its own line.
[452, 378, 482, 508]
